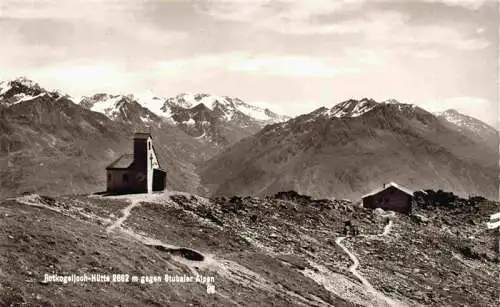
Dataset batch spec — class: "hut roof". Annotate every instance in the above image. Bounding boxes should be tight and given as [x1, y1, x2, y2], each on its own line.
[106, 154, 134, 170]
[133, 132, 151, 139]
[361, 182, 415, 199]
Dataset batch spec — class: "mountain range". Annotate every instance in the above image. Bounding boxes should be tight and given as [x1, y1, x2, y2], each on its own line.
[201, 98, 499, 200]
[78, 91, 289, 146]
[0, 77, 498, 200]
[0, 77, 289, 198]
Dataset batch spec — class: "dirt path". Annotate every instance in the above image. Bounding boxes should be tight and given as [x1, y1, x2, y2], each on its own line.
[335, 214, 404, 307]
[105, 201, 142, 233]
[13, 193, 382, 306]
[101, 193, 329, 306]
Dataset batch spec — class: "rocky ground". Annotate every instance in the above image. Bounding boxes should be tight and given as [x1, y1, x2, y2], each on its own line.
[0, 191, 498, 306]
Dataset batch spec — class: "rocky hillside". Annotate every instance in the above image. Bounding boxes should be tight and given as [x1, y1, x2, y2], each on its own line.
[0, 190, 497, 306]
[79, 92, 289, 147]
[0, 79, 217, 198]
[201, 98, 499, 200]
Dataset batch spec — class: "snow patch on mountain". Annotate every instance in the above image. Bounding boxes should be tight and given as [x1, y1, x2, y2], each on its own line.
[161, 93, 289, 124]
[18, 92, 47, 103]
[0, 81, 11, 96]
[163, 93, 196, 109]
[0, 77, 68, 106]
[234, 101, 278, 121]
[436, 109, 495, 135]
[437, 109, 465, 126]
[135, 91, 165, 117]
[197, 95, 226, 110]
[85, 94, 126, 120]
[11, 78, 41, 91]
[318, 98, 417, 119]
[1, 77, 287, 134]
[384, 99, 417, 112]
[384, 98, 400, 105]
[321, 98, 378, 118]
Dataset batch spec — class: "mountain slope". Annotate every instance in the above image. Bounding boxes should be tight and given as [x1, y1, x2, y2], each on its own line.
[201, 99, 498, 200]
[437, 109, 498, 152]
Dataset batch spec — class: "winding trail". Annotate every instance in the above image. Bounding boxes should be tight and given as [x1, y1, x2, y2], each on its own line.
[106, 201, 142, 233]
[335, 213, 404, 307]
[103, 194, 199, 256]
[100, 193, 327, 305]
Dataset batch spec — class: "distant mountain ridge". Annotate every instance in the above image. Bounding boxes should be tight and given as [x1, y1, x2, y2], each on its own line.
[436, 109, 498, 150]
[77, 91, 289, 147]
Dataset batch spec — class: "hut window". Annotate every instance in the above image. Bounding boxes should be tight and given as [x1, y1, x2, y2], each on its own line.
[148, 142, 151, 150]
[107, 174, 111, 181]
[123, 174, 129, 183]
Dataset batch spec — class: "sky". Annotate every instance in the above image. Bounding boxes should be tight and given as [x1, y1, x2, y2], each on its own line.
[0, 0, 498, 126]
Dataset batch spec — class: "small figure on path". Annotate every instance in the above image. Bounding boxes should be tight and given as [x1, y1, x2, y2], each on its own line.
[351, 225, 359, 236]
[343, 225, 350, 236]
[343, 220, 360, 236]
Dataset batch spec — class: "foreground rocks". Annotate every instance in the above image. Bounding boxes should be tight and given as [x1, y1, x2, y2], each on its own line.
[0, 191, 497, 306]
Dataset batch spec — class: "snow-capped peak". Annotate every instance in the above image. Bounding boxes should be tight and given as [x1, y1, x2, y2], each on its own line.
[318, 98, 417, 119]
[230, 98, 289, 122]
[383, 98, 401, 104]
[169, 93, 235, 111]
[163, 93, 196, 109]
[0, 77, 43, 96]
[436, 108, 459, 118]
[0, 77, 54, 106]
[322, 98, 378, 118]
[134, 90, 165, 117]
[161, 93, 289, 124]
[0, 77, 77, 104]
[11, 76, 39, 88]
[79, 93, 129, 119]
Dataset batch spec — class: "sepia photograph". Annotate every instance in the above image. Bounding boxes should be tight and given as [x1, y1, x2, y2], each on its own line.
[0, 0, 498, 306]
